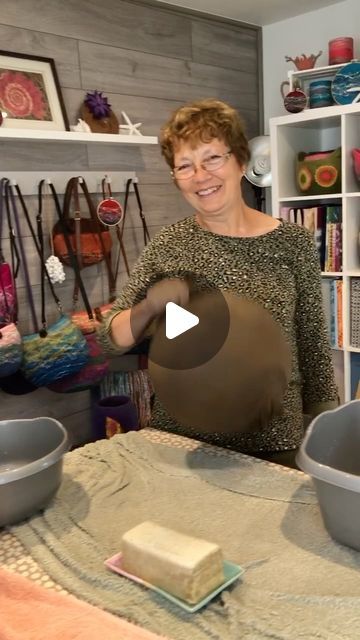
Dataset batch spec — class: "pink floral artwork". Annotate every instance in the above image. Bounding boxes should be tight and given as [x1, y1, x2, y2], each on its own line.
[0, 69, 51, 121]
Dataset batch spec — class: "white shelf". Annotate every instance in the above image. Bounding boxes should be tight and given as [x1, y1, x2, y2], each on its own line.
[288, 62, 348, 90]
[270, 101, 360, 127]
[0, 128, 158, 145]
[321, 272, 343, 277]
[279, 194, 342, 202]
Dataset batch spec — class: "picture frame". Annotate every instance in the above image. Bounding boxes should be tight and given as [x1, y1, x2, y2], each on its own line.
[0, 50, 69, 131]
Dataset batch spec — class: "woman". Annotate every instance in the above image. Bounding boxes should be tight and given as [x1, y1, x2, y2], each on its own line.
[100, 98, 338, 467]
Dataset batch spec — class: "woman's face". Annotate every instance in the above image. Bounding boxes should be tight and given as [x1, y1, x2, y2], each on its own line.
[172, 137, 244, 217]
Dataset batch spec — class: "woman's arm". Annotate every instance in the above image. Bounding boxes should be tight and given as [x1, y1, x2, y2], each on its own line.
[98, 233, 189, 353]
[294, 228, 339, 417]
[109, 279, 190, 349]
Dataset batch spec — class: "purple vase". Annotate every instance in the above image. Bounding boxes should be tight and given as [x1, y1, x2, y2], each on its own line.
[92, 395, 138, 440]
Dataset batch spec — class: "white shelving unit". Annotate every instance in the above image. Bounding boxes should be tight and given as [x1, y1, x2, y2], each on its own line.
[270, 102, 360, 404]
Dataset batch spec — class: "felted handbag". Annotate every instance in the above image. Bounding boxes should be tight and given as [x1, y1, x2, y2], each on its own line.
[42, 182, 109, 393]
[0, 321, 22, 378]
[0, 178, 18, 326]
[71, 302, 113, 334]
[296, 147, 341, 195]
[0, 178, 22, 378]
[8, 182, 89, 388]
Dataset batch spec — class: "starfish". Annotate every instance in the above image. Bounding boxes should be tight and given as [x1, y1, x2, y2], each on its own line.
[119, 111, 143, 136]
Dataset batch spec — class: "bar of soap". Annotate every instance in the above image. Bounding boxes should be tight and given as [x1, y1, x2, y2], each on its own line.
[121, 521, 224, 604]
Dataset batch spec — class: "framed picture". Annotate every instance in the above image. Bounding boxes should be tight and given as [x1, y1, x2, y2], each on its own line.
[0, 50, 69, 131]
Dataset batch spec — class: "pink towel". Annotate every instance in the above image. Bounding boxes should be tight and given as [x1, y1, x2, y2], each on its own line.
[0, 567, 168, 640]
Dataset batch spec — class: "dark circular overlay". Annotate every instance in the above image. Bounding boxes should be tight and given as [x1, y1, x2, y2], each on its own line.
[147, 291, 292, 435]
[147, 277, 230, 371]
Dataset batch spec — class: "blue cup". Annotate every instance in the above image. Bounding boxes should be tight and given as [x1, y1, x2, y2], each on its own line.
[309, 80, 334, 108]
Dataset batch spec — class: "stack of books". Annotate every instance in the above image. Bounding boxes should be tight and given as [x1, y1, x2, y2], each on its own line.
[280, 204, 342, 272]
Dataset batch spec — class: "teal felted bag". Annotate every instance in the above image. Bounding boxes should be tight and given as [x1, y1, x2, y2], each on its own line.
[296, 147, 341, 195]
[7, 181, 89, 388]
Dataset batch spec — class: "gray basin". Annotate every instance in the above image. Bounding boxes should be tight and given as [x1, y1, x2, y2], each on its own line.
[296, 400, 360, 551]
[0, 417, 69, 527]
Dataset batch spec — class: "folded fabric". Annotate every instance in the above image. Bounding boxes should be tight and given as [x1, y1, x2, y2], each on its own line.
[0, 567, 167, 640]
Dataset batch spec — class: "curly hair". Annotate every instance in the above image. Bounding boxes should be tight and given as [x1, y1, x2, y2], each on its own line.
[160, 98, 251, 169]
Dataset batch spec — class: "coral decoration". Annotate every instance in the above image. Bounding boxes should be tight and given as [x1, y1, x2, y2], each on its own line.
[285, 51, 322, 70]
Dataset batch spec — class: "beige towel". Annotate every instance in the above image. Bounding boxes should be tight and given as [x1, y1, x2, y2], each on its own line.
[0, 567, 167, 640]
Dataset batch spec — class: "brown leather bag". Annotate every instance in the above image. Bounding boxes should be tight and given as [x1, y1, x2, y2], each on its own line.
[52, 176, 116, 300]
[53, 177, 112, 266]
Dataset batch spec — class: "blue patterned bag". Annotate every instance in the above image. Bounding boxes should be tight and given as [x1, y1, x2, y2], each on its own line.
[8, 181, 89, 388]
[22, 314, 89, 387]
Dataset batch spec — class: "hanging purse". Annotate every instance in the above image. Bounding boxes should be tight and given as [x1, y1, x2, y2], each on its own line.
[70, 175, 132, 334]
[0, 177, 18, 326]
[8, 182, 89, 388]
[52, 177, 116, 301]
[43, 181, 109, 393]
[0, 178, 22, 378]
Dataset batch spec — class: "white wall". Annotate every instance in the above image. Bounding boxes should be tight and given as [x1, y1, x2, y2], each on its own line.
[263, 0, 360, 130]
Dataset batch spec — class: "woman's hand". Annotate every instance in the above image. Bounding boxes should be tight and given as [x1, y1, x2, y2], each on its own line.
[145, 278, 190, 316]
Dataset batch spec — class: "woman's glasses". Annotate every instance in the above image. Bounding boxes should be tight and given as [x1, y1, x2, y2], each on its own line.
[171, 151, 232, 180]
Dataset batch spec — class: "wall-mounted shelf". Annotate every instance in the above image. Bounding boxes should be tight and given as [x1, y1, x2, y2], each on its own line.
[0, 128, 158, 145]
[288, 62, 348, 91]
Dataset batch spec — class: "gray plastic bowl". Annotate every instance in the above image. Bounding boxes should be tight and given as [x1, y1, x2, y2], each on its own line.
[296, 400, 360, 551]
[0, 417, 69, 527]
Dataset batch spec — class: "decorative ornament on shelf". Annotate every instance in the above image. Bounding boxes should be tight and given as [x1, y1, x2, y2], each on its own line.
[285, 51, 322, 70]
[332, 61, 360, 105]
[0, 111, 7, 127]
[70, 118, 91, 133]
[280, 80, 307, 114]
[119, 111, 143, 136]
[80, 90, 119, 134]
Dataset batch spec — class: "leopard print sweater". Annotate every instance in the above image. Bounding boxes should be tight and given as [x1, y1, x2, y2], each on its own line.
[100, 216, 338, 453]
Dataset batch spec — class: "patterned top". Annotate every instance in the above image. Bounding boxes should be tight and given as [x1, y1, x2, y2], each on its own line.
[100, 216, 338, 453]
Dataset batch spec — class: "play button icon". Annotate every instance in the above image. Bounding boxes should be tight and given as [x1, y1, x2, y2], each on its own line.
[147, 274, 230, 371]
[165, 302, 199, 339]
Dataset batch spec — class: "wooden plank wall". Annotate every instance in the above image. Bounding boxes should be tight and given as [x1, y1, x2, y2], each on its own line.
[0, 0, 262, 445]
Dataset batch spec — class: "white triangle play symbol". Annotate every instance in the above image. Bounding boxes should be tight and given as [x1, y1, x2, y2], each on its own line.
[165, 302, 199, 339]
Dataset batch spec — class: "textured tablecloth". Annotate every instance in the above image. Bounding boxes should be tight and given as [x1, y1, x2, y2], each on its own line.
[1, 429, 360, 640]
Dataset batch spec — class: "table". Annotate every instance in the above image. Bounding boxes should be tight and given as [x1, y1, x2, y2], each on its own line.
[1, 428, 359, 640]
